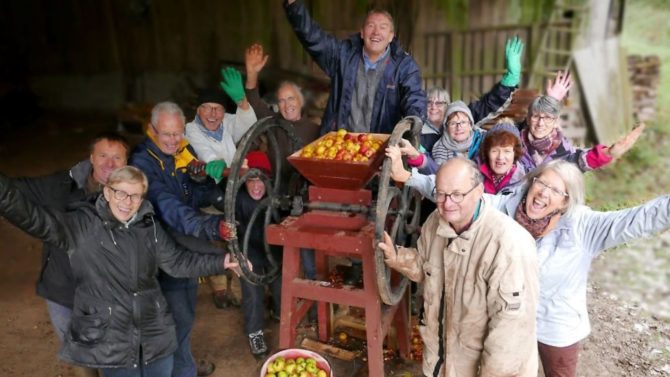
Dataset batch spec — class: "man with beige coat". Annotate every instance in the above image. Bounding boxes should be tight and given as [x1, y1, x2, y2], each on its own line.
[379, 157, 539, 376]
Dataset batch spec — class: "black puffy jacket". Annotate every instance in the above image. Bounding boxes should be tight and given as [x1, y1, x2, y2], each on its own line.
[0, 174, 226, 368]
[12, 160, 93, 308]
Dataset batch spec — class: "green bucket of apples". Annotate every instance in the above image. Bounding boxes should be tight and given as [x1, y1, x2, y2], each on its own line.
[260, 348, 333, 377]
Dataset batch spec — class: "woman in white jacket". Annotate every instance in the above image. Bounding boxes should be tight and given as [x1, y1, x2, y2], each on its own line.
[401, 159, 670, 377]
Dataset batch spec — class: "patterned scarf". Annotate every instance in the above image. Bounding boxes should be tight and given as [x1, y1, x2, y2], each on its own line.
[523, 128, 562, 167]
[514, 197, 559, 239]
[431, 130, 473, 166]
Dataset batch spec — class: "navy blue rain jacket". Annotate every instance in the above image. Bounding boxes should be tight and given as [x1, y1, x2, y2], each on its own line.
[284, 0, 426, 135]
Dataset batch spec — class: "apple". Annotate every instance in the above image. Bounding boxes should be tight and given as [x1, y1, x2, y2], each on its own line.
[277, 372, 288, 377]
[317, 370, 327, 377]
[305, 363, 318, 374]
[285, 363, 296, 374]
[343, 133, 354, 141]
[336, 129, 347, 137]
[357, 134, 368, 142]
[363, 149, 375, 158]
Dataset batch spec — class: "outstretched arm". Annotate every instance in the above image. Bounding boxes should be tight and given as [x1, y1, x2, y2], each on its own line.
[0, 173, 71, 250]
[283, 0, 342, 77]
[580, 193, 670, 256]
[378, 231, 425, 282]
[601, 123, 646, 160]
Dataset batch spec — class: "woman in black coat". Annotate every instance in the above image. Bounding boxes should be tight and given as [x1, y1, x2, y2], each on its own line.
[0, 166, 237, 377]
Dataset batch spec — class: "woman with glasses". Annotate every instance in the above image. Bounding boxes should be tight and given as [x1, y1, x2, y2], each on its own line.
[399, 159, 670, 377]
[0, 166, 238, 377]
[402, 71, 575, 176]
[519, 95, 643, 173]
[487, 160, 670, 376]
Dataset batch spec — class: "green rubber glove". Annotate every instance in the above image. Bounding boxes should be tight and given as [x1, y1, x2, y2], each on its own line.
[500, 36, 524, 87]
[219, 67, 245, 104]
[205, 160, 227, 183]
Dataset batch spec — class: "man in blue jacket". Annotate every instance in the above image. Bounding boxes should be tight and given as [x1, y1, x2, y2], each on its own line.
[284, 0, 426, 135]
[130, 101, 235, 377]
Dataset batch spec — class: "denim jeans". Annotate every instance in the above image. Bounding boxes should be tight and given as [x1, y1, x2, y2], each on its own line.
[240, 275, 281, 335]
[101, 355, 174, 377]
[160, 277, 198, 377]
[46, 299, 72, 342]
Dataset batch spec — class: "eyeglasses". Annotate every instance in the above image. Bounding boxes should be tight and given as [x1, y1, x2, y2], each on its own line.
[446, 120, 471, 129]
[433, 183, 479, 204]
[151, 125, 184, 139]
[199, 104, 224, 114]
[427, 100, 447, 108]
[530, 114, 557, 125]
[532, 177, 568, 198]
[108, 187, 143, 203]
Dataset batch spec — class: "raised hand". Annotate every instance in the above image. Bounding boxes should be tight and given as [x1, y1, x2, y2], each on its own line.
[501, 36, 524, 87]
[219, 67, 245, 104]
[546, 70, 573, 102]
[605, 123, 646, 159]
[245, 43, 269, 75]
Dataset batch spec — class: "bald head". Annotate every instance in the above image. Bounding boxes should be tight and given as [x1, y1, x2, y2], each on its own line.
[434, 157, 484, 233]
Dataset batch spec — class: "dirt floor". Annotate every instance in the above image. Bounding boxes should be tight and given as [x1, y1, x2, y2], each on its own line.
[0, 114, 668, 376]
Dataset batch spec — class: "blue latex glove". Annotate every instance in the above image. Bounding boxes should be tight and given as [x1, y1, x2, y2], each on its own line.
[205, 160, 227, 183]
[500, 36, 524, 87]
[219, 67, 245, 104]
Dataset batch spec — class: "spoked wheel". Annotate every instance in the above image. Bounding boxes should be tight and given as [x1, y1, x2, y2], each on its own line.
[224, 116, 302, 285]
[374, 116, 423, 306]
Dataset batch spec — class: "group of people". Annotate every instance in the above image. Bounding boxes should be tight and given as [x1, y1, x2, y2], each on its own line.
[0, 1, 665, 377]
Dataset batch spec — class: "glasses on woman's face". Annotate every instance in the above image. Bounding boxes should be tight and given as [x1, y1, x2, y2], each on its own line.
[108, 186, 143, 203]
[432, 183, 478, 204]
[427, 100, 447, 108]
[530, 114, 557, 125]
[532, 177, 568, 198]
[446, 120, 471, 129]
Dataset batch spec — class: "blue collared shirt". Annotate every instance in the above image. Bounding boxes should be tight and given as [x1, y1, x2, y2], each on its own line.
[362, 46, 390, 71]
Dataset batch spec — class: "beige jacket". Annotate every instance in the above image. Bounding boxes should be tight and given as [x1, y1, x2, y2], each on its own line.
[386, 200, 539, 377]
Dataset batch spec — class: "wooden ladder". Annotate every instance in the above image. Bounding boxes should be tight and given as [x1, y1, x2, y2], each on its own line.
[527, 0, 589, 90]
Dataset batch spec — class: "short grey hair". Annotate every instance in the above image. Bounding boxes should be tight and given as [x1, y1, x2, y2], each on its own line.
[523, 160, 584, 216]
[426, 87, 450, 105]
[528, 95, 561, 117]
[151, 101, 185, 127]
[277, 81, 305, 107]
[107, 166, 149, 195]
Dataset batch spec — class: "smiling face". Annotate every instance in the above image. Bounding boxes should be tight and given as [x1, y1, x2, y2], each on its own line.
[103, 181, 144, 222]
[427, 96, 448, 127]
[245, 178, 266, 201]
[197, 102, 225, 131]
[446, 112, 472, 143]
[360, 12, 394, 61]
[277, 84, 303, 122]
[487, 145, 515, 175]
[152, 112, 185, 155]
[528, 112, 558, 140]
[524, 170, 568, 220]
[435, 159, 483, 233]
[90, 140, 127, 185]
